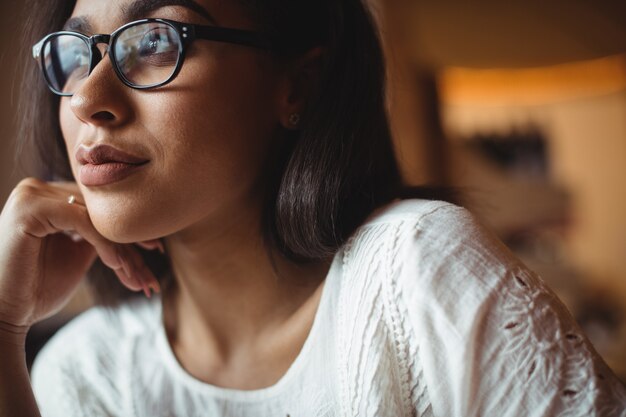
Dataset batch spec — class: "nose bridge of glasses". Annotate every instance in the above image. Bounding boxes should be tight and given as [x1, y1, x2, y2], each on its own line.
[84, 34, 112, 75]
[90, 34, 111, 45]
[89, 34, 111, 57]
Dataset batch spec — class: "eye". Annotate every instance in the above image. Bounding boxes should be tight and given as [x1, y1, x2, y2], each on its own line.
[140, 31, 161, 54]
[115, 22, 182, 82]
[138, 28, 179, 64]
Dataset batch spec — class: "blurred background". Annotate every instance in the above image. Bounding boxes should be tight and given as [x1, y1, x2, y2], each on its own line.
[1, 1, 625, 382]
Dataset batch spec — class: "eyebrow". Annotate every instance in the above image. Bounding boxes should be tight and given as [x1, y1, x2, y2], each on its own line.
[63, 0, 216, 33]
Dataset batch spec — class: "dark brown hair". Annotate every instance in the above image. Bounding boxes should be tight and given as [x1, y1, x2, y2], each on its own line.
[18, 0, 456, 306]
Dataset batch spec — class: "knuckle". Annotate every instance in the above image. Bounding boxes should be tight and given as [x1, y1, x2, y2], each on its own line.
[5, 179, 54, 237]
[16, 213, 48, 238]
[10, 178, 46, 205]
[9, 185, 39, 207]
[17, 177, 44, 189]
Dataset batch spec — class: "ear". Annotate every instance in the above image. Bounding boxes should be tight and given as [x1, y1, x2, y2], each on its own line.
[277, 46, 326, 130]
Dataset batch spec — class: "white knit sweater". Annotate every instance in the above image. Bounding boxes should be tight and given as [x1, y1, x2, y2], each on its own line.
[31, 199, 626, 416]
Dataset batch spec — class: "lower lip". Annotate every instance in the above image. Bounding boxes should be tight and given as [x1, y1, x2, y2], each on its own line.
[79, 162, 148, 186]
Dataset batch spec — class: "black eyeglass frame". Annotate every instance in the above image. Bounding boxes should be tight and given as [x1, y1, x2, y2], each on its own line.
[32, 18, 275, 96]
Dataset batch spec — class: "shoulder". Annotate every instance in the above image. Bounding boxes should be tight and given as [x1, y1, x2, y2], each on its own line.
[333, 199, 516, 414]
[355, 197, 497, 246]
[351, 199, 626, 416]
[357, 197, 460, 229]
[348, 198, 518, 280]
[31, 297, 159, 416]
[344, 197, 523, 339]
[351, 198, 525, 335]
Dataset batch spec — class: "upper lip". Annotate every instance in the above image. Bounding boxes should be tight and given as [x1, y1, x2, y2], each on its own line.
[76, 145, 149, 166]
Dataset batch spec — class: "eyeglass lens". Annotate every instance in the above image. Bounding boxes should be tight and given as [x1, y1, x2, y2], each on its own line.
[42, 22, 182, 94]
[43, 35, 90, 94]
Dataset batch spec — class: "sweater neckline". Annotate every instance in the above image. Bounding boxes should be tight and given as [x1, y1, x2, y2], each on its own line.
[154, 253, 340, 402]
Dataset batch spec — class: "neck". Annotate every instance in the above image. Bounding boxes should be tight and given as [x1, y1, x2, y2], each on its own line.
[162, 201, 332, 366]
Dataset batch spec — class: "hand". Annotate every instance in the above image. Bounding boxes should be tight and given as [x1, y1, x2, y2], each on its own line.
[0, 178, 161, 332]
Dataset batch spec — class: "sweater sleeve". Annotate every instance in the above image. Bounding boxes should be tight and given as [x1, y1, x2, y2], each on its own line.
[395, 203, 626, 417]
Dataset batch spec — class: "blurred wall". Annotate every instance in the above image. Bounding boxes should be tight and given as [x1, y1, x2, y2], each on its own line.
[439, 57, 626, 378]
[441, 56, 626, 299]
[0, 0, 25, 204]
[371, 1, 626, 378]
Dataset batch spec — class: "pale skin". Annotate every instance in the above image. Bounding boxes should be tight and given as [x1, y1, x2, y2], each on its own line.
[0, 0, 331, 414]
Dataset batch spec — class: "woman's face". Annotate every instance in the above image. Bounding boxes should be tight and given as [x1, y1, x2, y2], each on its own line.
[60, 0, 288, 243]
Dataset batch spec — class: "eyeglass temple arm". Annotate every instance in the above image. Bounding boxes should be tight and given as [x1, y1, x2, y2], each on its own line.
[191, 25, 274, 50]
[32, 39, 44, 60]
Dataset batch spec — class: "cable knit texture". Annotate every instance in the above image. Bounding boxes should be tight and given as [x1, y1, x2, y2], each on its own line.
[31, 199, 626, 416]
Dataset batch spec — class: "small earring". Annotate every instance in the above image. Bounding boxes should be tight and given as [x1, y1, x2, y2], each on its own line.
[288, 113, 301, 127]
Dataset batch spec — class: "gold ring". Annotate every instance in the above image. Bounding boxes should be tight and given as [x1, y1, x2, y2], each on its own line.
[68, 195, 76, 205]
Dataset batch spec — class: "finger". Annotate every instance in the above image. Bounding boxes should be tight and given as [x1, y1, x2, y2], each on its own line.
[54, 186, 86, 206]
[113, 267, 145, 294]
[20, 194, 146, 293]
[135, 239, 165, 254]
[25, 179, 86, 205]
[49, 181, 82, 194]
[119, 245, 161, 295]
[54, 194, 161, 295]
[8, 179, 154, 295]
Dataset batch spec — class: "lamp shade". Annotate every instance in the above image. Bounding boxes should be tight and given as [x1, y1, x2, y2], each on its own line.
[406, 0, 626, 68]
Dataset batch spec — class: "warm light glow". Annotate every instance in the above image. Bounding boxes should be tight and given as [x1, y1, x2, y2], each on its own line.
[439, 54, 626, 105]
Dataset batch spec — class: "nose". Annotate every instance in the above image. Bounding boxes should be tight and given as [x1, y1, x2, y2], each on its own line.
[69, 51, 133, 127]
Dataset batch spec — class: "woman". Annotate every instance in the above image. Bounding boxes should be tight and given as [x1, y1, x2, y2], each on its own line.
[1, 0, 625, 415]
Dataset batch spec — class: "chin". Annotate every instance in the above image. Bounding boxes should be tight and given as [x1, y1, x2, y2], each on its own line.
[86, 199, 159, 244]
[91, 214, 148, 244]
[86, 195, 189, 244]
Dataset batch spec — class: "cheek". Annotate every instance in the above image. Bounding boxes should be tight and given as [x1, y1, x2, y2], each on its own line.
[59, 99, 81, 178]
[152, 52, 281, 189]
[79, 53, 282, 242]
[146, 64, 279, 222]
[180, 51, 280, 151]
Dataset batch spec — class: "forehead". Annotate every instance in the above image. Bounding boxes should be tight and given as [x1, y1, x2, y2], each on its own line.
[66, 0, 245, 33]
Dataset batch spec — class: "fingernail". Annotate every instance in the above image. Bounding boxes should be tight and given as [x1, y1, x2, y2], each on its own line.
[143, 284, 152, 299]
[146, 275, 161, 295]
[131, 267, 151, 298]
[120, 245, 160, 298]
[136, 264, 160, 296]
[117, 252, 133, 279]
[114, 265, 142, 292]
[151, 279, 161, 294]
[156, 240, 165, 254]
[116, 247, 145, 292]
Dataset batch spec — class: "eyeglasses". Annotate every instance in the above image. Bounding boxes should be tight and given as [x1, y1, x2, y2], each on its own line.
[32, 18, 274, 96]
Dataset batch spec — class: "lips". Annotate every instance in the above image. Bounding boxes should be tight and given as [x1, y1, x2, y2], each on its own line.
[76, 145, 150, 187]
[76, 145, 149, 165]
